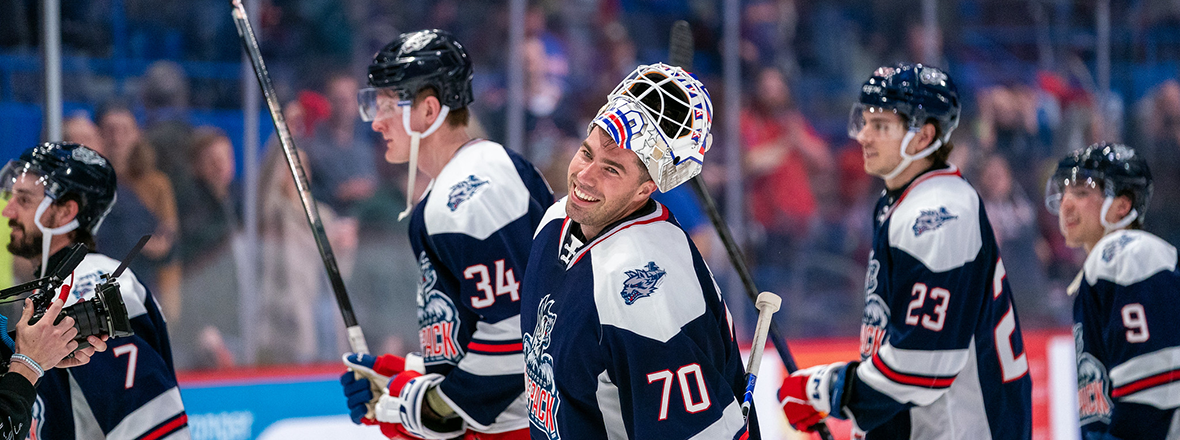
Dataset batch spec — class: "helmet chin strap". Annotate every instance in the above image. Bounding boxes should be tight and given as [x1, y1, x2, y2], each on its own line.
[1099, 196, 1138, 233]
[882, 129, 943, 181]
[33, 196, 79, 276]
[398, 103, 451, 221]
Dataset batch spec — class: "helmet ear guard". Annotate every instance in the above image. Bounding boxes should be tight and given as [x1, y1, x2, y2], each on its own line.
[590, 63, 713, 192]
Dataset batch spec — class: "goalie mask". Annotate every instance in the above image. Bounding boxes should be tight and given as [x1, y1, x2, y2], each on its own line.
[591, 63, 713, 192]
[1045, 142, 1152, 232]
[0, 142, 117, 271]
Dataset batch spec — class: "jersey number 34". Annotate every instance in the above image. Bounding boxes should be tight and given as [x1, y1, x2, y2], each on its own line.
[465, 260, 521, 309]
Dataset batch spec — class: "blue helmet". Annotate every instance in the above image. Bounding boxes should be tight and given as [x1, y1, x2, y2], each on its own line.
[365, 29, 473, 110]
[852, 63, 961, 142]
[1046, 142, 1153, 229]
[1, 142, 118, 234]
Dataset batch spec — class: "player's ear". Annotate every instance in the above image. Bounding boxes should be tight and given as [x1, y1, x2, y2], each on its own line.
[48, 198, 80, 228]
[1108, 194, 1134, 222]
[910, 122, 938, 154]
[633, 177, 657, 202]
[421, 95, 442, 128]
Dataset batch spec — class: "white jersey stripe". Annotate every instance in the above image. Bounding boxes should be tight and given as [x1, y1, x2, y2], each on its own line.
[473, 315, 523, 341]
[685, 400, 744, 440]
[1110, 346, 1180, 388]
[457, 352, 525, 376]
[857, 358, 948, 406]
[876, 342, 970, 378]
[104, 387, 188, 439]
[1116, 381, 1180, 410]
[596, 370, 629, 440]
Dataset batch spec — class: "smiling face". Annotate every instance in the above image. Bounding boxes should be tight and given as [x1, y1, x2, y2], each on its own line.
[1056, 180, 1133, 253]
[566, 127, 657, 239]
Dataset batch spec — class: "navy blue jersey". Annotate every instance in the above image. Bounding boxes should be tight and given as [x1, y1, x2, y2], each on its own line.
[407, 140, 553, 432]
[521, 198, 748, 440]
[844, 165, 1032, 439]
[33, 251, 188, 440]
[1072, 229, 1180, 440]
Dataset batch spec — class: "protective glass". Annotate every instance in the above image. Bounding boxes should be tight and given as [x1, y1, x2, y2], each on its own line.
[0, 160, 47, 208]
[357, 87, 407, 122]
[848, 104, 908, 140]
[1044, 170, 1101, 215]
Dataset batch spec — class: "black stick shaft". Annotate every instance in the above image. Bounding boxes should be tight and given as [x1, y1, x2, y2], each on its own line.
[229, 0, 368, 355]
[670, 19, 833, 440]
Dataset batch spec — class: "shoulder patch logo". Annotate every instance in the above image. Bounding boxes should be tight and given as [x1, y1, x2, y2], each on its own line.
[447, 175, 490, 211]
[1101, 234, 1138, 263]
[525, 295, 561, 440]
[620, 262, 666, 305]
[913, 206, 958, 237]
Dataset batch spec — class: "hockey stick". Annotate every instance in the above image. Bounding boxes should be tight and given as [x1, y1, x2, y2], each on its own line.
[230, 0, 369, 356]
[743, 292, 781, 421]
[668, 20, 834, 440]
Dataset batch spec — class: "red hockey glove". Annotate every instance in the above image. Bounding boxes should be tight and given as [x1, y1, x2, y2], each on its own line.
[778, 362, 846, 432]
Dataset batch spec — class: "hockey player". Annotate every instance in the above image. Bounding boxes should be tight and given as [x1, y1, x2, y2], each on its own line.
[520, 63, 752, 439]
[0, 142, 188, 439]
[339, 30, 554, 439]
[777, 63, 1032, 439]
[1045, 142, 1179, 439]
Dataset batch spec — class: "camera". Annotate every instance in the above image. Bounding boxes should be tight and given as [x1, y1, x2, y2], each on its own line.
[27, 273, 135, 349]
[1, 240, 142, 349]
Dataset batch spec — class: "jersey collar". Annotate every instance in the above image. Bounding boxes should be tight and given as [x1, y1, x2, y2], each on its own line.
[559, 199, 667, 268]
[877, 163, 961, 224]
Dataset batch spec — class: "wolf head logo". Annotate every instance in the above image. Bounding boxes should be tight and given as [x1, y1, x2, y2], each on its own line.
[447, 175, 490, 211]
[913, 206, 958, 237]
[620, 262, 666, 305]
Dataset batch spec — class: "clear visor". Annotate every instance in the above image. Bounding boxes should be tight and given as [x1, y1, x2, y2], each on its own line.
[357, 87, 408, 122]
[1044, 171, 1101, 215]
[848, 104, 908, 140]
[0, 160, 48, 206]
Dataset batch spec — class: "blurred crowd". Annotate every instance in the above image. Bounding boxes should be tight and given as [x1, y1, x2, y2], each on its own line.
[3, 0, 1180, 369]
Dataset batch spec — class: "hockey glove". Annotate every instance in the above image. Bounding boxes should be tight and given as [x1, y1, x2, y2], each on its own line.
[341, 353, 425, 424]
[376, 371, 467, 440]
[778, 362, 848, 432]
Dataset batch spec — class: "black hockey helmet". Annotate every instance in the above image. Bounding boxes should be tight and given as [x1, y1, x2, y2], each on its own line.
[850, 62, 961, 143]
[0, 142, 117, 234]
[1046, 142, 1153, 224]
[366, 29, 473, 109]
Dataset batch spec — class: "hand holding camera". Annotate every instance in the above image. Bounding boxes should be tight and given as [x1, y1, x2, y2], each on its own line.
[12, 298, 107, 377]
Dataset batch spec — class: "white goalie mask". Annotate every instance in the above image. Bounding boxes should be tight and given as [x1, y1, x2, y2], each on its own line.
[591, 63, 713, 192]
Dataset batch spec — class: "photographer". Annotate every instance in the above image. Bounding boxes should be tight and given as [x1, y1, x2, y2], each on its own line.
[0, 142, 188, 439]
[0, 298, 107, 439]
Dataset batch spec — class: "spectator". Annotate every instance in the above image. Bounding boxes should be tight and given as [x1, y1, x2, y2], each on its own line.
[975, 154, 1055, 327]
[140, 61, 198, 222]
[175, 127, 240, 369]
[62, 112, 104, 152]
[94, 103, 183, 322]
[740, 66, 833, 307]
[255, 143, 356, 365]
[1136, 80, 1180, 246]
[303, 73, 379, 214]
